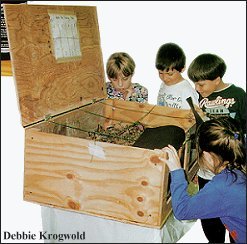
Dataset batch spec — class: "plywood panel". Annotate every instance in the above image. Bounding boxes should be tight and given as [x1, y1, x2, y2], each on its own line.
[1, 60, 12, 76]
[3, 4, 106, 127]
[24, 129, 167, 227]
[33, 101, 106, 139]
[105, 99, 196, 132]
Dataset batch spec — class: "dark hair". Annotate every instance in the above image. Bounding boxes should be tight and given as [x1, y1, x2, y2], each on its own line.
[155, 43, 185, 72]
[106, 52, 135, 79]
[196, 117, 246, 177]
[188, 53, 227, 82]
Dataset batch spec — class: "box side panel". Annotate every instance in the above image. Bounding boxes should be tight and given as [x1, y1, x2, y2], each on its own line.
[4, 4, 106, 126]
[159, 165, 172, 227]
[32, 101, 106, 139]
[104, 99, 196, 132]
[24, 129, 165, 227]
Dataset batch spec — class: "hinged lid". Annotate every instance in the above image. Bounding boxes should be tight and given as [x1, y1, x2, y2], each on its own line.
[4, 4, 106, 127]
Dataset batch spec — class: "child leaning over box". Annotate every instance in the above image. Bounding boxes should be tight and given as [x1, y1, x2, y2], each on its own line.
[157, 117, 246, 244]
[155, 43, 198, 109]
[155, 42, 199, 242]
[106, 52, 148, 103]
[188, 53, 246, 133]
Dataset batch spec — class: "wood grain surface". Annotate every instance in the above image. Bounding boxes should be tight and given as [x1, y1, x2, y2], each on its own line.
[3, 4, 106, 126]
[24, 129, 168, 227]
[1, 60, 12, 76]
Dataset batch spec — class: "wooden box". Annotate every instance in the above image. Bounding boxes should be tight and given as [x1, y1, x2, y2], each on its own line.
[4, 3, 198, 228]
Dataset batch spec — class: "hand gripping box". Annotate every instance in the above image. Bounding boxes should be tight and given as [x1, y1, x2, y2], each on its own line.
[4, 3, 199, 228]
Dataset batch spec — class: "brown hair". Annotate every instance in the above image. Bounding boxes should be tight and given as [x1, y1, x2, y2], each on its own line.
[196, 117, 246, 176]
[106, 52, 135, 79]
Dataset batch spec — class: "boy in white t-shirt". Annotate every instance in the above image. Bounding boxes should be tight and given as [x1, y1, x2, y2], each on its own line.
[155, 42, 199, 242]
[156, 43, 198, 109]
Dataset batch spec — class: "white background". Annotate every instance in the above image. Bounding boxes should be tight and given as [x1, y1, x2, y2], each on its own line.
[1, 1, 245, 243]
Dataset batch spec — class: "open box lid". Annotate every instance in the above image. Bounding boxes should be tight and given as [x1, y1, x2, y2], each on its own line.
[3, 3, 106, 127]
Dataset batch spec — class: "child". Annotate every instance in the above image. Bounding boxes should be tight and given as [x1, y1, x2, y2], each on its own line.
[187, 53, 246, 243]
[106, 52, 148, 103]
[155, 43, 198, 109]
[157, 117, 246, 244]
[188, 53, 246, 133]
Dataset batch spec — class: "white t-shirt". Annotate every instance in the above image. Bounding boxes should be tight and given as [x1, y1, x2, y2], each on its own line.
[157, 80, 199, 109]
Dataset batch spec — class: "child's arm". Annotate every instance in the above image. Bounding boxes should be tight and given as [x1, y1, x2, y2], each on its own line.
[169, 169, 225, 220]
[157, 145, 225, 220]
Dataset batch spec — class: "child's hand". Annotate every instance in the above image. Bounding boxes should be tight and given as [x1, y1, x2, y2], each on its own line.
[155, 145, 182, 171]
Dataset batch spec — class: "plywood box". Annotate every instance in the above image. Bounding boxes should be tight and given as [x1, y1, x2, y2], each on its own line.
[4, 3, 199, 228]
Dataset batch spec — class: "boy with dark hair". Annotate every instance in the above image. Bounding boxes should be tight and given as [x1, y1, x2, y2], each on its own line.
[188, 53, 246, 132]
[155, 43, 198, 109]
[187, 53, 246, 243]
[155, 42, 199, 242]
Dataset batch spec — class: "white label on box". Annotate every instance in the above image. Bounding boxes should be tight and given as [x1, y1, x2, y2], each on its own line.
[48, 13, 81, 60]
[88, 143, 106, 159]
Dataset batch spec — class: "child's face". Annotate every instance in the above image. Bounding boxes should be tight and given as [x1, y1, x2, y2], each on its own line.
[110, 74, 132, 91]
[194, 78, 220, 97]
[199, 151, 215, 173]
[199, 151, 223, 174]
[158, 68, 182, 85]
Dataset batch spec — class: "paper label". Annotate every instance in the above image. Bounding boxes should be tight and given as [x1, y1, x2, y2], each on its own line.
[48, 12, 81, 61]
[88, 143, 106, 159]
